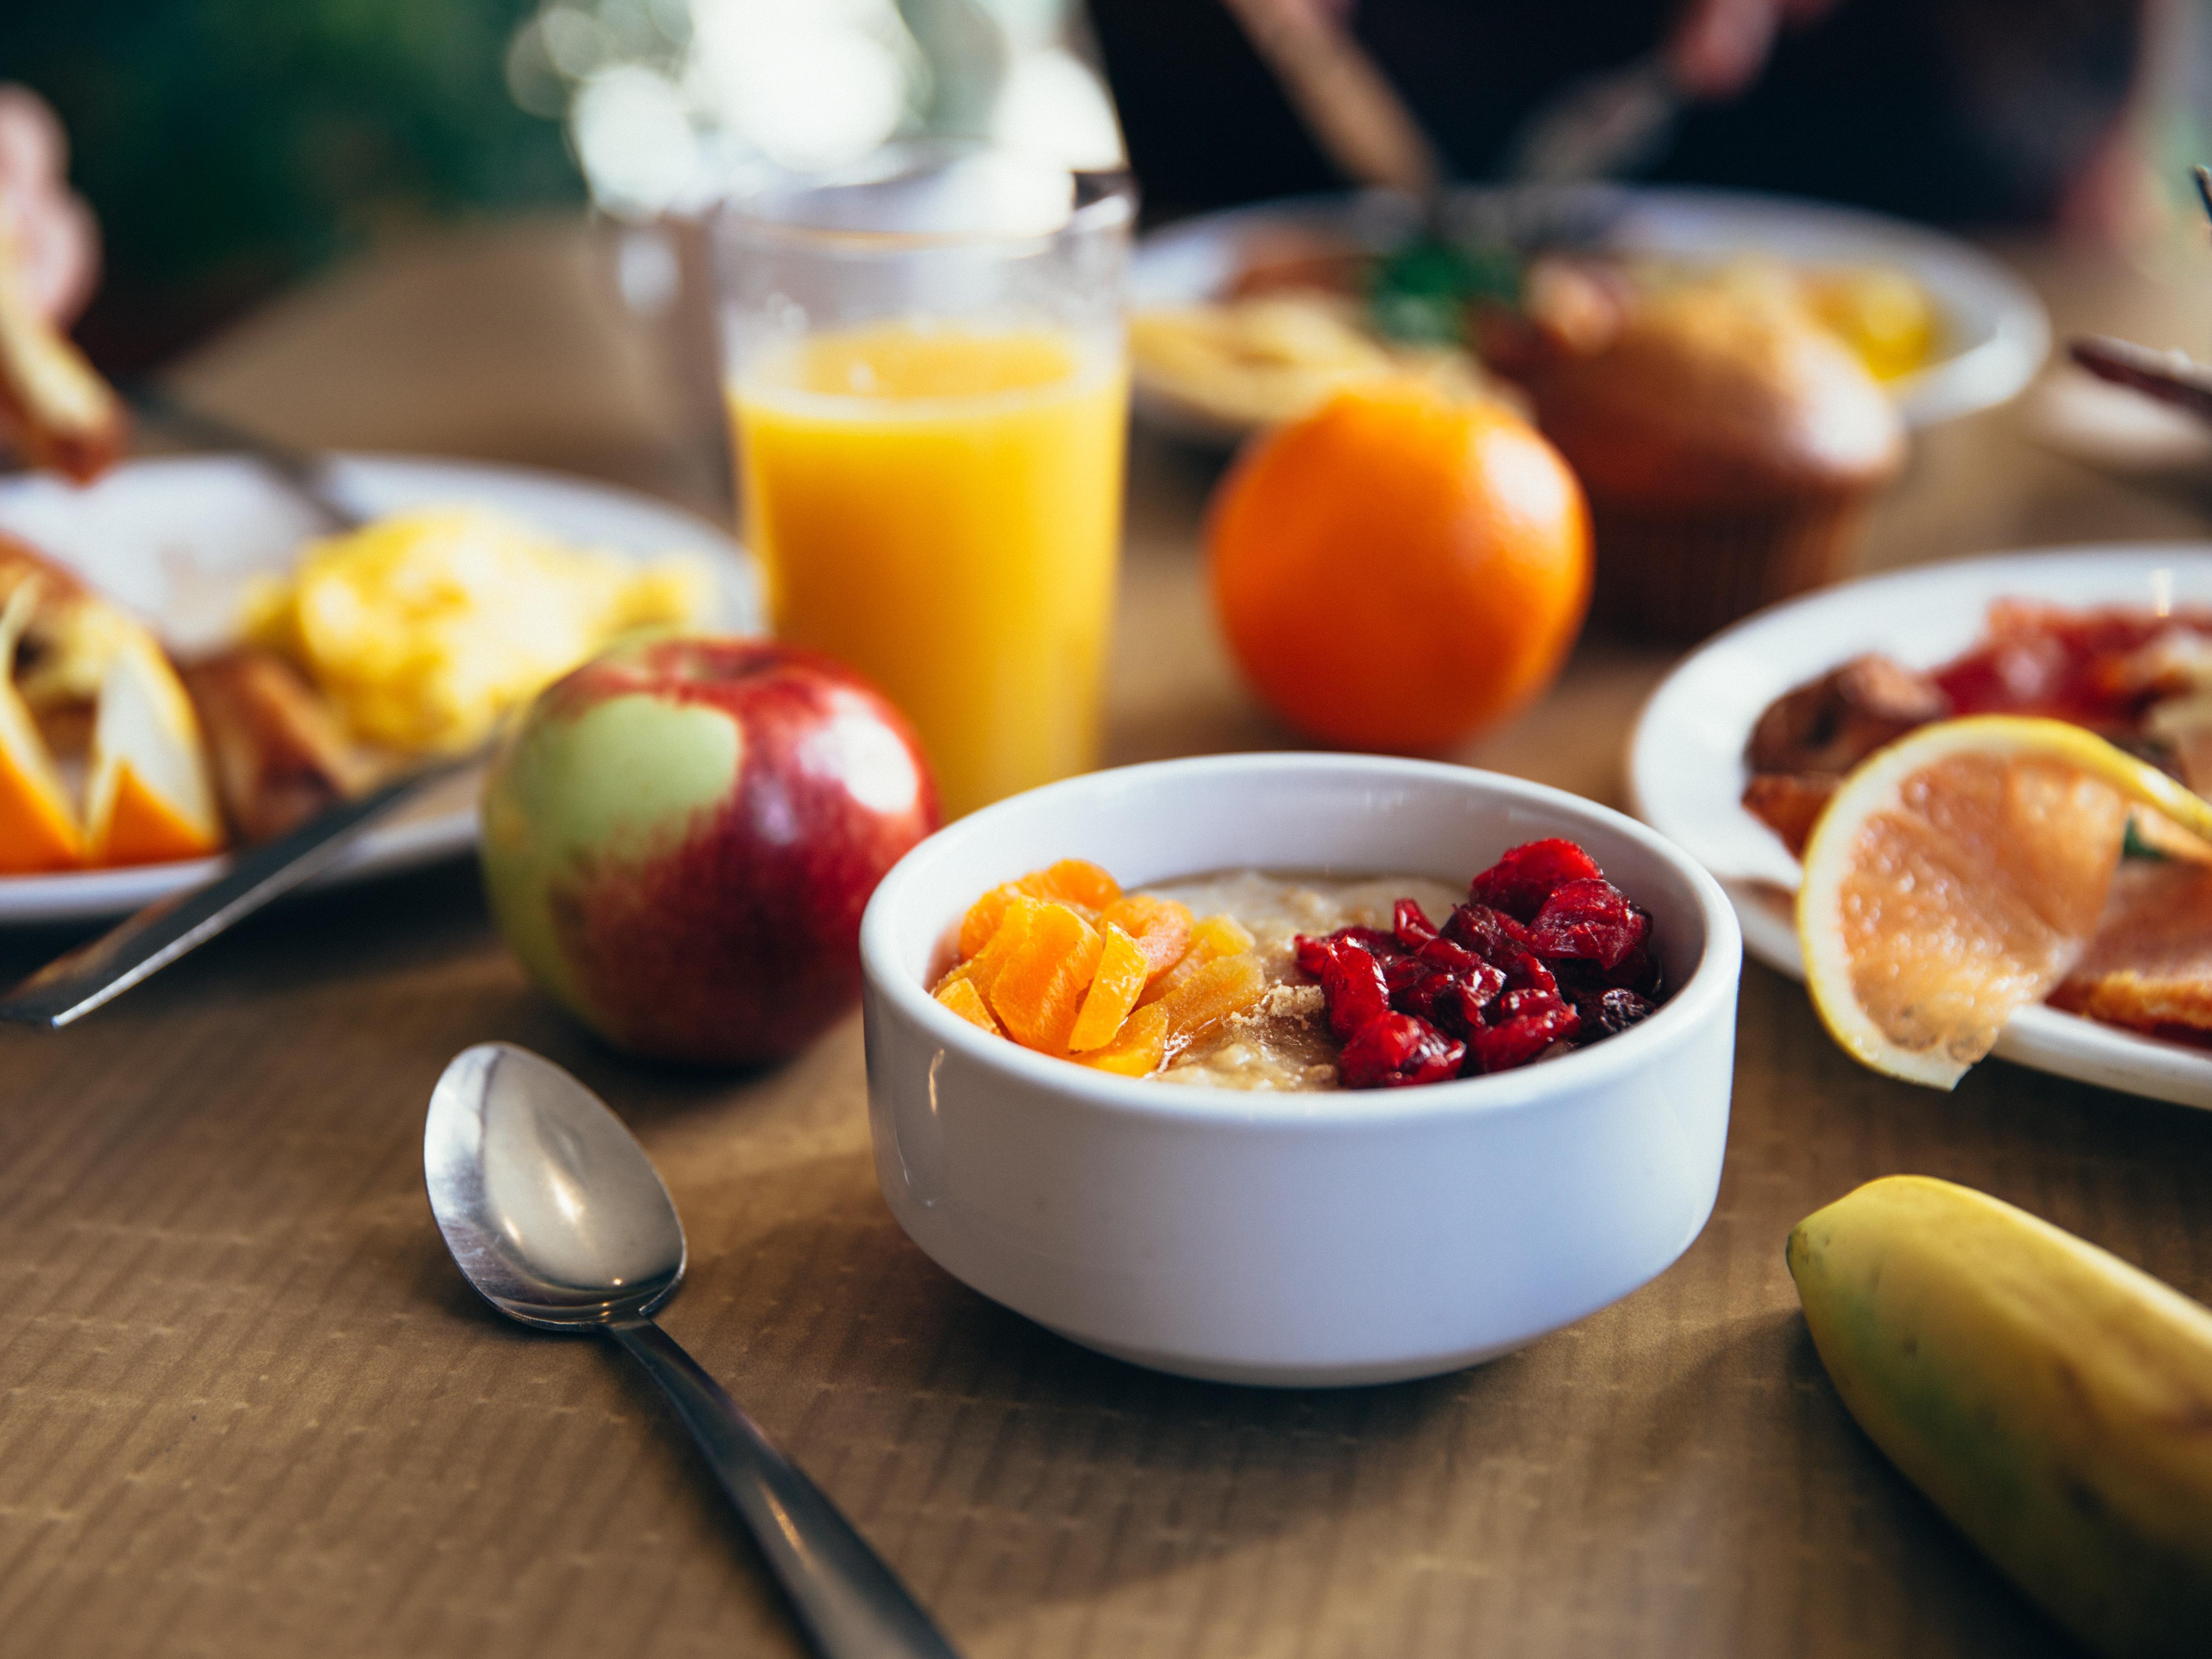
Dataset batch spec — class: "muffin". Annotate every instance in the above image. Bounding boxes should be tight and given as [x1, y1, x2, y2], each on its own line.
[1493, 273, 1904, 641]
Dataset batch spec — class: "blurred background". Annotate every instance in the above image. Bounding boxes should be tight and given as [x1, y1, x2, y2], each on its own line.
[4, 0, 1124, 374]
[9, 0, 2212, 376]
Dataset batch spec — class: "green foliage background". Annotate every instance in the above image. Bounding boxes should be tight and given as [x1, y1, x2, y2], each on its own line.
[2, 0, 583, 365]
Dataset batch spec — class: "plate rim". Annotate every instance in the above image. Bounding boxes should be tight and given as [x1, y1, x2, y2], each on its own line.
[1130, 181, 2051, 433]
[1624, 540, 2212, 1109]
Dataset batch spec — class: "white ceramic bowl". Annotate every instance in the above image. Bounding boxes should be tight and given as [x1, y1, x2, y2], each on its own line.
[858, 754, 1743, 1386]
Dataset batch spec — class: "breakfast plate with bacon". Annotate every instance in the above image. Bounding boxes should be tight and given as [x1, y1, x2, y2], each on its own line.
[0, 186, 758, 924]
[0, 455, 757, 922]
[1629, 544, 2212, 1108]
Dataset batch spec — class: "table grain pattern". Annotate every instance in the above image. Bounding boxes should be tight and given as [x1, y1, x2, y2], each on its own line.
[6, 216, 2212, 1658]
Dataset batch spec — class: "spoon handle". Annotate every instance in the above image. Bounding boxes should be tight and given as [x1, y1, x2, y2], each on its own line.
[606, 1317, 961, 1659]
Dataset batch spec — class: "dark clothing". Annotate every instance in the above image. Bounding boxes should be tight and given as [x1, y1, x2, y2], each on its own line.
[1092, 0, 2144, 226]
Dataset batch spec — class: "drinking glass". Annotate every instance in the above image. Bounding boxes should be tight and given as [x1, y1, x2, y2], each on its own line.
[715, 145, 1132, 819]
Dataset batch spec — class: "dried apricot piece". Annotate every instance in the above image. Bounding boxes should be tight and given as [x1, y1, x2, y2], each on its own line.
[935, 975, 1003, 1034]
[1068, 923, 1149, 1051]
[1101, 893, 1196, 986]
[1189, 913, 1255, 957]
[1160, 951, 1267, 1047]
[1137, 909, 1250, 1009]
[1077, 1002, 1169, 1077]
[1018, 858, 1121, 914]
[985, 901, 1105, 1053]
[965, 894, 1043, 1000]
[958, 883, 1024, 959]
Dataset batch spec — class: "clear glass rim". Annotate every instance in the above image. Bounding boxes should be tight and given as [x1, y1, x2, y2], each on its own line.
[716, 139, 1135, 255]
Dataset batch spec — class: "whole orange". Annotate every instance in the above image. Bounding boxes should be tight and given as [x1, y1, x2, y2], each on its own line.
[1207, 380, 1591, 753]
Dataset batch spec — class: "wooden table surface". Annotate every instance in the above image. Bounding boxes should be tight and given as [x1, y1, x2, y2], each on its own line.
[8, 216, 2212, 1659]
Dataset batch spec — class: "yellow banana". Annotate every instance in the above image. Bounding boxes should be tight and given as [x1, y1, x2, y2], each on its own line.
[1787, 1175, 2212, 1658]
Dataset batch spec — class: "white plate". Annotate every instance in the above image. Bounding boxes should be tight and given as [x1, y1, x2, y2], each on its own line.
[1131, 183, 2050, 437]
[0, 452, 759, 924]
[1627, 544, 2212, 1110]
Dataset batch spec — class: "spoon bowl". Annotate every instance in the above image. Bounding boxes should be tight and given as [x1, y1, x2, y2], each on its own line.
[422, 1041, 960, 1658]
[425, 1042, 684, 1328]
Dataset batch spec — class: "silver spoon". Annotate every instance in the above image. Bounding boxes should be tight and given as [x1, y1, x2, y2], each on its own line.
[424, 1041, 960, 1659]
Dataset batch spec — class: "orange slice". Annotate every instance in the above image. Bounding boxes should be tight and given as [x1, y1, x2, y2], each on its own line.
[0, 579, 82, 872]
[1798, 716, 2212, 1087]
[83, 637, 224, 866]
[0, 713, 80, 871]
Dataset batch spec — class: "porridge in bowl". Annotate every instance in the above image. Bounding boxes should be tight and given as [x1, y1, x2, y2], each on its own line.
[931, 840, 1667, 1091]
[1145, 870, 1458, 1090]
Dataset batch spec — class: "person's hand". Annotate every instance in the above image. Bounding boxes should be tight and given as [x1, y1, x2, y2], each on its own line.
[0, 84, 120, 480]
[0, 85, 98, 326]
[1666, 0, 1843, 100]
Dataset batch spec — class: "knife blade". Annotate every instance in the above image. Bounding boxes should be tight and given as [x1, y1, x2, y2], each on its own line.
[0, 755, 474, 1031]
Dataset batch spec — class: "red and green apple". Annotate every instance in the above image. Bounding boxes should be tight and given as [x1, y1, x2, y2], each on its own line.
[480, 636, 940, 1066]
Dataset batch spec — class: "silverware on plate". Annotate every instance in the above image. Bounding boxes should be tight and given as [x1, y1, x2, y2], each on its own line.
[2069, 336, 2212, 426]
[126, 382, 366, 531]
[424, 1042, 962, 1659]
[0, 754, 473, 1030]
[1503, 52, 1684, 185]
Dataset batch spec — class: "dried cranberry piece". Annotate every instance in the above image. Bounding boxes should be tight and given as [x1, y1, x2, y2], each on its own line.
[1339, 1012, 1467, 1088]
[1527, 877, 1650, 971]
[1394, 898, 1439, 950]
[1432, 964, 1507, 1035]
[1467, 1001, 1582, 1074]
[1442, 902, 1534, 966]
[1292, 933, 1332, 976]
[1575, 987, 1656, 1038]
[1309, 937, 1391, 1039]
[1329, 924, 1403, 960]
[1383, 954, 1430, 996]
[1469, 839, 1603, 923]
[1388, 948, 1507, 1032]
[1494, 985, 1571, 1023]
[1415, 937, 1484, 977]
[1383, 955, 1443, 1020]
[1600, 940, 1662, 996]
[1503, 952, 1559, 998]
[1544, 955, 1603, 996]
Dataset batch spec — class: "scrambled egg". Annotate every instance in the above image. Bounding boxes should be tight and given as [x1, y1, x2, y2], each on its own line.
[243, 507, 709, 753]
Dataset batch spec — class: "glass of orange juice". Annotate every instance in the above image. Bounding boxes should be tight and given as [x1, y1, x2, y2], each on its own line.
[714, 146, 1132, 819]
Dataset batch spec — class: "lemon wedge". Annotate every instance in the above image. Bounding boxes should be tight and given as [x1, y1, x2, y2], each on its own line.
[1797, 715, 2212, 1087]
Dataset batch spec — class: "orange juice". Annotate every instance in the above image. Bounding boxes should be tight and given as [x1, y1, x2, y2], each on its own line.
[731, 322, 1126, 818]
